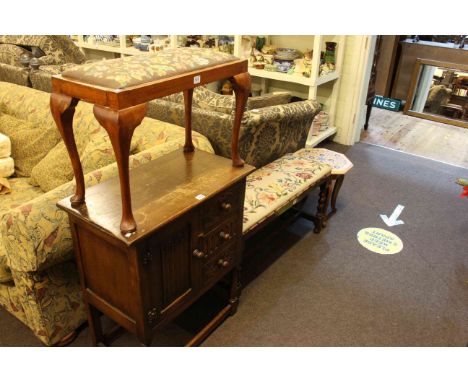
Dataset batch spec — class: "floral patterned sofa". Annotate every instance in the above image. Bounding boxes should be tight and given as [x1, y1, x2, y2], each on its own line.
[0, 35, 86, 89]
[148, 86, 322, 168]
[0, 82, 213, 345]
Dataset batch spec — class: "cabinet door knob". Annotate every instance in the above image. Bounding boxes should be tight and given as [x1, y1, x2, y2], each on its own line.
[219, 231, 231, 240]
[221, 202, 232, 211]
[193, 249, 205, 258]
[218, 259, 229, 268]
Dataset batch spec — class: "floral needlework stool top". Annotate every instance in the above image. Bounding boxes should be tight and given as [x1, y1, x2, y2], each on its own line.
[293, 148, 353, 175]
[61, 47, 239, 89]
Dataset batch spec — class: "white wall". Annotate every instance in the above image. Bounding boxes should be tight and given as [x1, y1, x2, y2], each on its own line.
[333, 35, 374, 145]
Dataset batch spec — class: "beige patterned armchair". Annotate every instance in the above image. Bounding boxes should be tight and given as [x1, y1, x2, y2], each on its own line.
[148, 86, 321, 168]
[0, 35, 86, 89]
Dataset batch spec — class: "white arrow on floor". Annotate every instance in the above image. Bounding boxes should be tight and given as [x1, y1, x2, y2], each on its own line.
[380, 204, 405, 227]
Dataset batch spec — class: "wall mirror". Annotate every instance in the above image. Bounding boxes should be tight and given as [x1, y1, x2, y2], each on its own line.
[404, 59, 468, 128]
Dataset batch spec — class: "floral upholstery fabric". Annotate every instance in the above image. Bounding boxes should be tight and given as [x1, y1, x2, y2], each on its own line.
[0, 112, 62, 177]
[148, 96, 321, 168]
[0, 35, 86, 66]
[243, 152, 331, 234]
[30, 63, 79, 93]
[0, 63, 30, 87]
[61, 47, 239, 89]
[0, 177, 43, 282]
[0, 82, 214, 345]
[0, 44, 30, 66]
[294, 148, 354, 175]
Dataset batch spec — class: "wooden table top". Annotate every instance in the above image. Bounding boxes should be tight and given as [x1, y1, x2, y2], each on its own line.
[57, 149, 255, 245]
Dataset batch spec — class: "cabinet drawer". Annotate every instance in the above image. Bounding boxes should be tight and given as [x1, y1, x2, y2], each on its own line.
[203, 244, 238, 284]
[194, 217, 238, 260]
[201, 182, 243, 231]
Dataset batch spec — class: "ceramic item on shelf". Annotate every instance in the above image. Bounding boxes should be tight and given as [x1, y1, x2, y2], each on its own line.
[29, 57, 40, 70]
[274, 59, 294, 73]
[324, 41, 337, 65]
[303, 49, 312, 77]
[261, 45, 276, 55]
[274, 48, 301, 61]
[19, 52, 33, 68]
[264, 64, 277, 71]
[221, 80, 233, 95]
[319, 62, 335, 76]
[255, 36, 266, 52]
[254, 63, 265, 70]
[263, 54, 274, 65]
[318, 111, 329, 131]
[293, 58, 306, 76]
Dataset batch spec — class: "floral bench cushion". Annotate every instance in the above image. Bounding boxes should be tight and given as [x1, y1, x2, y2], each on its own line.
[294, 148, 353, 175]
[243, 151, 332, 234]
[61, 48, 239, 90]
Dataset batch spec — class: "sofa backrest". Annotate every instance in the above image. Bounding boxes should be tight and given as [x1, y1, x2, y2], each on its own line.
[0, 35, 86, 65]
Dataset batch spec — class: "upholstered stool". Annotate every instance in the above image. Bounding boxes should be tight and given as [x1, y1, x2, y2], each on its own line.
[50, 47, 250, 234]
[293, 148, 353, 217]
[243, 151, 332, 236]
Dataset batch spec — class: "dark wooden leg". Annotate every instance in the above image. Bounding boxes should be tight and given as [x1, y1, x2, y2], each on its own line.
[93, 103, 147, 234]
[330, 175, 344, 216]
[50, 92, 84, 207]
[364, 97, 374, 130]
[230, 72, 251, 167]
[314, 179, 330, 233]
[183, 88, 195, 153]
[229, 265, 242, 315]
[87, 304, 104, 346]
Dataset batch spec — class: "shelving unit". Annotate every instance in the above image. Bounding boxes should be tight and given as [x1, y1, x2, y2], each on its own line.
[73, 34, 345, 147]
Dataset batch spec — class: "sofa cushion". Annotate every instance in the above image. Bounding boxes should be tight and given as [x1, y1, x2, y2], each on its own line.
[193, 87, 292, 115]
[0, 44, 31, 66]
[246, 92, 291, 110]
[243, 152, 331, 234]
[0, 177, 43, 282]
[0, 113, 62, 177]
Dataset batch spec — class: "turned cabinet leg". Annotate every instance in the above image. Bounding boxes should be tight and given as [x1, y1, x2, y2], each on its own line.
[314, 179, 331, 233]
[229, 265, 242, 316]
[50, 93, 84, 207]
[93, 103, 148, 234]
[183, 88, 195, 153]
[330, 175, 344, 215]
[230, 72, 251, 167]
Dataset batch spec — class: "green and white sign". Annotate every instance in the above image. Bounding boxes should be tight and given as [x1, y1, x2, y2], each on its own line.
[373, 95, 401, 112]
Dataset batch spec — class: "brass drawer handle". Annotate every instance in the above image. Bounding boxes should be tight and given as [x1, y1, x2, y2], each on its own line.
[219, 231, 232, 240]
[221, 202, 232, 211]
[193, 249, 205, 258]
[218, 259, 229, 268]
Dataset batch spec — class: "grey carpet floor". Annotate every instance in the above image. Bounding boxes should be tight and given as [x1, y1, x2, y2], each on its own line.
[1, 142, 467, 346]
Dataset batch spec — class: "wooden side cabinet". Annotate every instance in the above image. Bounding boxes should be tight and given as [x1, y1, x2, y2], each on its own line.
[58, 149, 254, 346]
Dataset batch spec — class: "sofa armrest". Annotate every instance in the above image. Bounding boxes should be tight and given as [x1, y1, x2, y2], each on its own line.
[0, 63, 30, 87]
[1, 139, 214, 274]
[240, 100, 321, 167]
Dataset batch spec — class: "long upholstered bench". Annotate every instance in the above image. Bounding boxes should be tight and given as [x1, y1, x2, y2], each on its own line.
[242, 149, 333, 238]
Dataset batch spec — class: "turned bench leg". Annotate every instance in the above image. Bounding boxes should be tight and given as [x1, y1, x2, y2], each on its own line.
[50, 93, 84, 207]
[314, 178, 331, 233]
[329, 174, 345, 217]
[183, 88, 195, 153]
[230, 72, 251, 167]
[93, 103, 147, 234]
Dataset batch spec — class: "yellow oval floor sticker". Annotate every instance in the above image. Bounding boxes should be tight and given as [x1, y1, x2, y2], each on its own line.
[357, 227, 403, 255]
